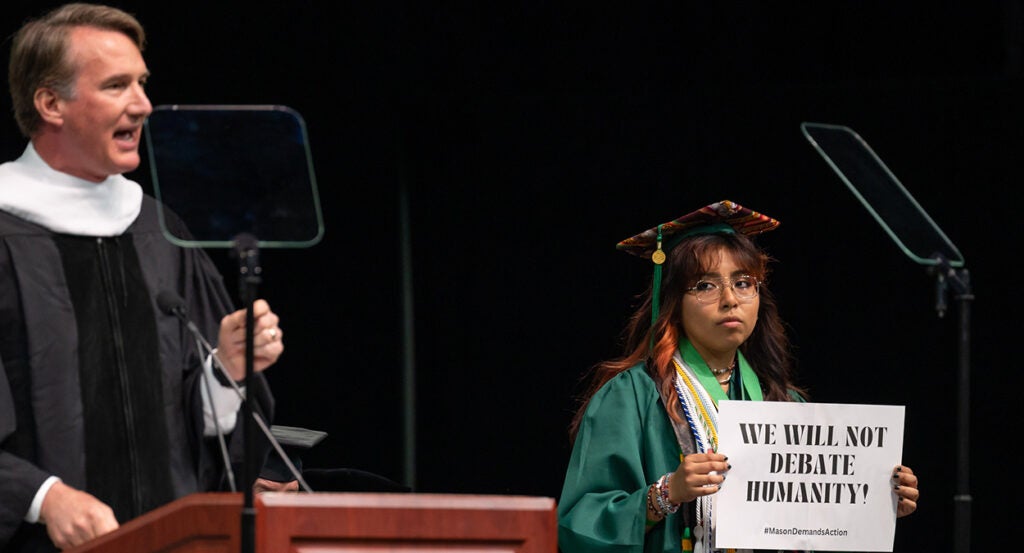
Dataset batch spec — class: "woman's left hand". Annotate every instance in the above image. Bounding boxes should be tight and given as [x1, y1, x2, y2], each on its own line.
[892, 465, 919, 517]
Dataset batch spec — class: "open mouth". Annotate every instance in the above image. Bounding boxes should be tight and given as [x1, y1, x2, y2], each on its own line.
[114, 128, 138, 144]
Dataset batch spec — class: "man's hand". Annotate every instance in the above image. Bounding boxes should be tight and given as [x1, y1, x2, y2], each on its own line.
[216, 299, 284, 381]
[40, 481, 119, 549]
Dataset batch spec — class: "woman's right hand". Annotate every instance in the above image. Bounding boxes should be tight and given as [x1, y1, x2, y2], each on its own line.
[670, 450, 731, 504]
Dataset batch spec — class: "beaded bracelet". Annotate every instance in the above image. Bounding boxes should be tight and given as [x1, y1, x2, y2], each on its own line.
[655, 473, 681, 514]
[646, 484, 665, 520]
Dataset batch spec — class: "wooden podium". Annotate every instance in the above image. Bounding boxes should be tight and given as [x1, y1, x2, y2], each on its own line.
[66, 492, 558, 553]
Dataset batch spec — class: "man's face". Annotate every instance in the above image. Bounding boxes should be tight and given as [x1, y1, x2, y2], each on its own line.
[52, 26, 151, 181]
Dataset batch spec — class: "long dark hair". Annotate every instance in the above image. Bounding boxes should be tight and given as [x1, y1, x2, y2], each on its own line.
[568, 231, 805, 442]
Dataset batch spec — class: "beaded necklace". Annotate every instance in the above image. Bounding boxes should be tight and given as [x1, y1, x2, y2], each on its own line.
[709, 358, 736, 376]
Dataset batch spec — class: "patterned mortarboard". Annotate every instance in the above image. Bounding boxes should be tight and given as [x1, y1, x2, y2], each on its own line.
[616, 199, 780, 260]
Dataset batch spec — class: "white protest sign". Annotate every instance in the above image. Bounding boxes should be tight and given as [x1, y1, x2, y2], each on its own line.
[714, 400, 904, 552]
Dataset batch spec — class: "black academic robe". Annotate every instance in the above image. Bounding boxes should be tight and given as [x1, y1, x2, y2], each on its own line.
[0, 195, 273, 552]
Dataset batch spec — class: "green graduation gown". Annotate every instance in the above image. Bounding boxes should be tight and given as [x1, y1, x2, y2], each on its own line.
[558, 352, 805, 553]
[558, 364, 683, 553]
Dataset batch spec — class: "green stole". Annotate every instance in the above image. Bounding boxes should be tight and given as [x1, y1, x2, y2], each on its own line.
[674, 340, 762, 553]
[679, 338, 763, 404]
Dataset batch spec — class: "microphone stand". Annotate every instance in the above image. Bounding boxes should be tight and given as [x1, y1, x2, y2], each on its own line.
[159, 291, 313, 494]
[929, 254, 973, 553]
[233, 233, 261, 553]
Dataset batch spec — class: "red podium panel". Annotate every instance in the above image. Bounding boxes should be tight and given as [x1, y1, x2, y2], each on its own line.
[65, 493, 242, 553]
[256, 492, 557, 553]
[64, 492, 557, 553]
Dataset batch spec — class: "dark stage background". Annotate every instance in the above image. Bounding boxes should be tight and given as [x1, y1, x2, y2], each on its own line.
[4, 2, 1022, 551]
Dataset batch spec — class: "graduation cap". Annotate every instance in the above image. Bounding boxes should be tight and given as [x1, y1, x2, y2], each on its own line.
[259, 425, 410, 493]
[615, 199, 780, 326]
[260, 425, 327, 483]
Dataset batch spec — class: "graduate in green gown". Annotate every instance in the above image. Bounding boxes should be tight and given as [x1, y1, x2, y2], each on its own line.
[557, 200, 920, 553]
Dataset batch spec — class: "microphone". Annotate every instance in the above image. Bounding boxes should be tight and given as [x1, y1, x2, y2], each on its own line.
[158, 291, 213, 349]
[156, 289, 187, 318]
[158, 290, 312, 493]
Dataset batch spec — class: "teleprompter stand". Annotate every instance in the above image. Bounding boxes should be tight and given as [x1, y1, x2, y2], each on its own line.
[145, 104, 325, 553]
[801, 122, 972, 553]
[232, 232, 260, 553]
[929, 254, 973, 553]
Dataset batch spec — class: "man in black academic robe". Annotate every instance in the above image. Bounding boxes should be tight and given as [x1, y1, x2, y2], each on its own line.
[0, 4, 283, 551]
[0, 196, 275, 551]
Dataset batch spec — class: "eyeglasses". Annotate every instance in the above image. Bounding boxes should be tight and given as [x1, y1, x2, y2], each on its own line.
[686, 275, 760, 304]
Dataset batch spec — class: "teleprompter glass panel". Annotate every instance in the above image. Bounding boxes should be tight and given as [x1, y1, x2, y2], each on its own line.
[800, 122, 964, 267]
[144, 105, 324, 249]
